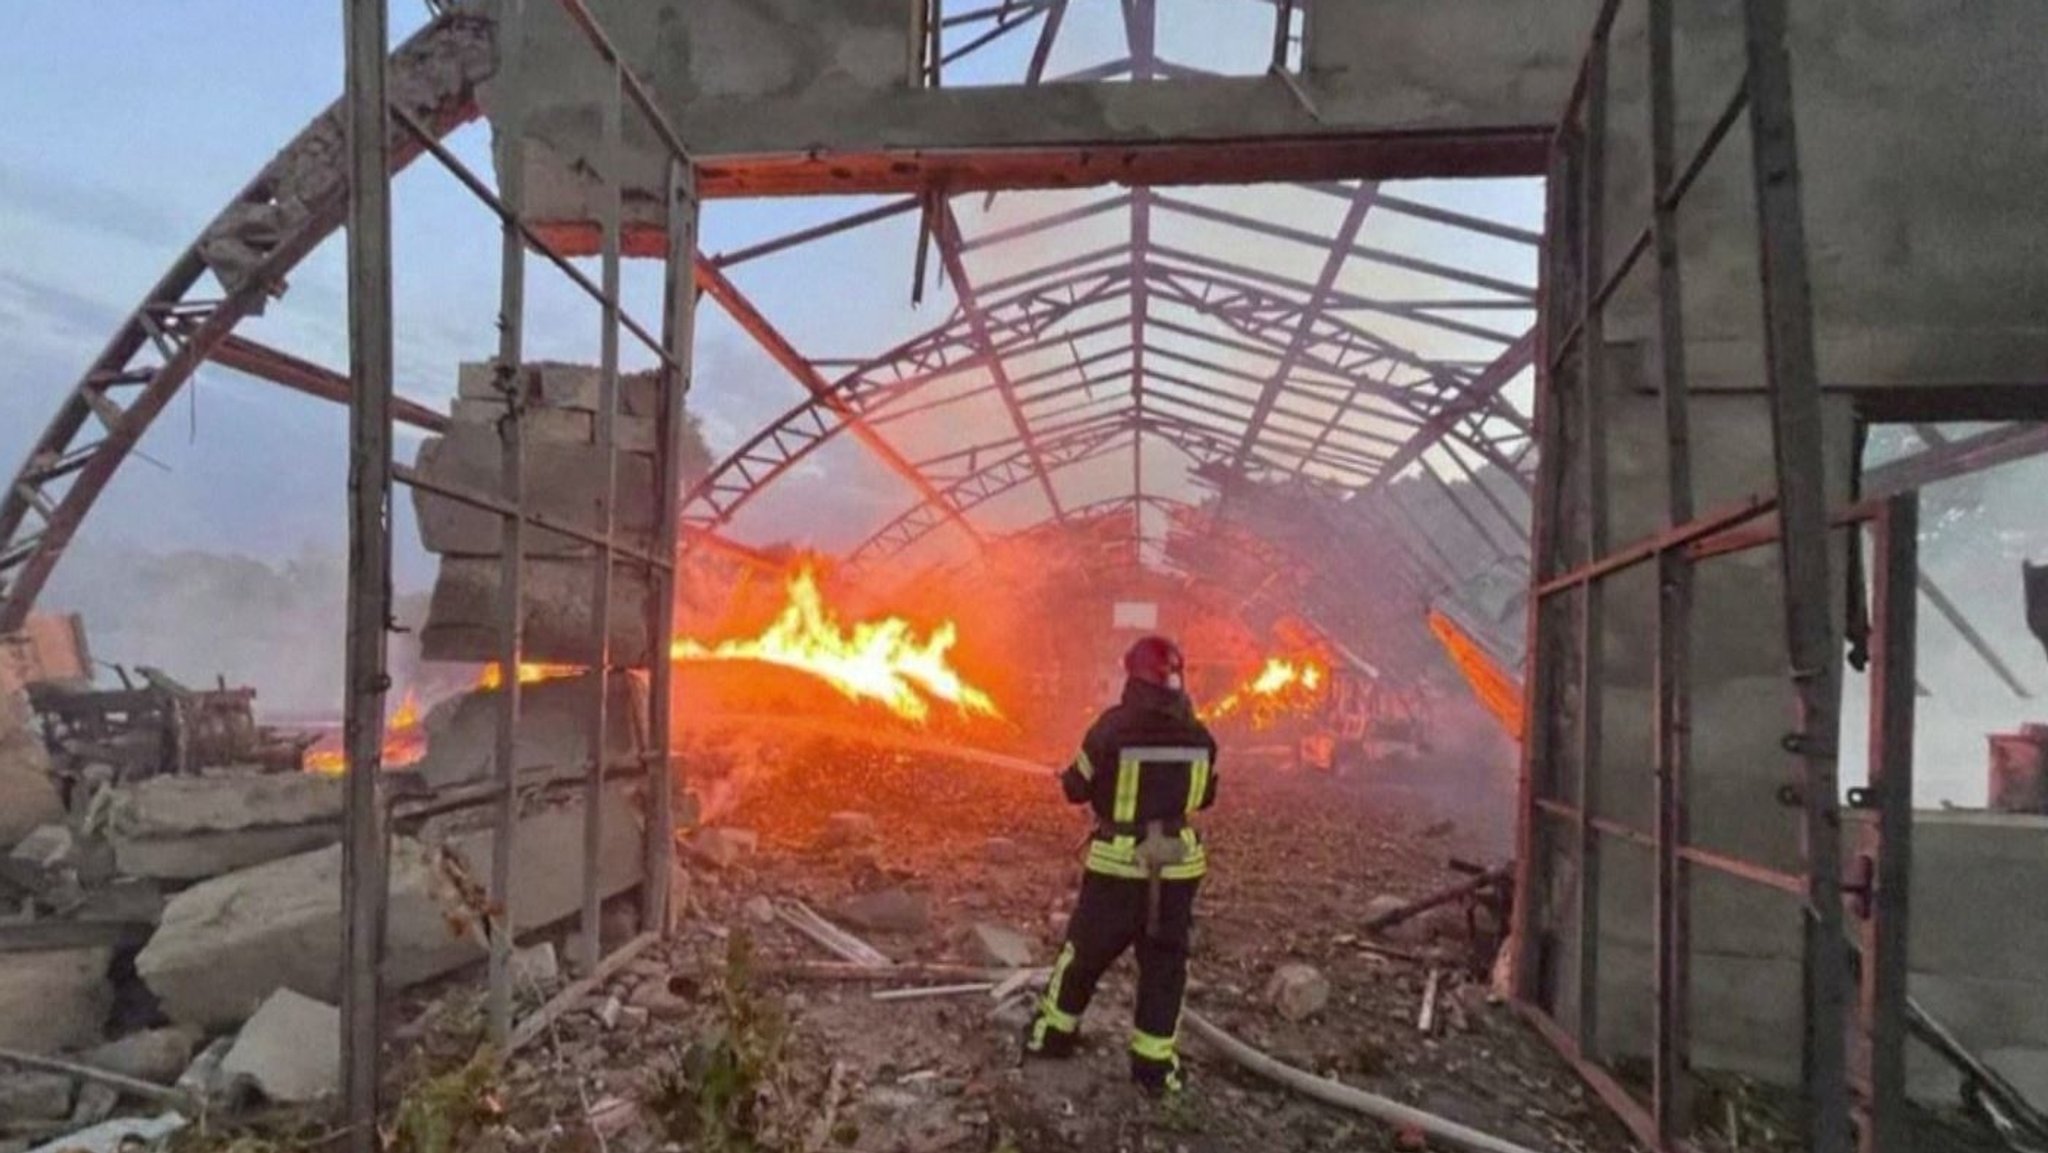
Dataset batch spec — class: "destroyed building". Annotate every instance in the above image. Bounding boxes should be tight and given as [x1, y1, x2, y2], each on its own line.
[1, 2, 2046, 1152]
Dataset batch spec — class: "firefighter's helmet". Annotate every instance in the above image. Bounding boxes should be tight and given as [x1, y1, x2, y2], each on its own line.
[1123, 636, 1186, 691]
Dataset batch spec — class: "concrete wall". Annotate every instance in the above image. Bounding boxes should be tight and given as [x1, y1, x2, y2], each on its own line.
[1885, 810, 2048, 1106]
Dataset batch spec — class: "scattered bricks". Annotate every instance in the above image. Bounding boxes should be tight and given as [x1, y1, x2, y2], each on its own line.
[687, 827, 759, 870]
[817, 811, 879, 850]
[967, 924, 1036, 969]
[983, 837, 1020, 864]
[1266, 963, 1332, 1023]
[79, 1026, 201, 1085]
[104, 773, 343, 881]
[0, 947, 111, 1054]
[221, 988, 340, 1104]
[0, 1070, 74, 1121]
[835, 888, 930, 935]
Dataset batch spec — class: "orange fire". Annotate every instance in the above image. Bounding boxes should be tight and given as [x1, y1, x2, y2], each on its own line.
[670, 568, 999, 724]
[476, 662, 582, 690]
[1203, 656, 1329, 728]
[304, 690, 427, 774]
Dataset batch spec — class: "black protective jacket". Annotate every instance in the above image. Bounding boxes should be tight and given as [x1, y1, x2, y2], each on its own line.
[1058, 679, 1220, 879]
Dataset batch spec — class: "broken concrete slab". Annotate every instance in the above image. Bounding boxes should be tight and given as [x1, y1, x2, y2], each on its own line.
[411, 423, 659, 557]
[836, 888, 929, 935]
[433, 786, 644, 935]
[137, 838, 483, 1030]
[1266, 963, 1331, 1023]
[0, 947, 110, 1054]
[816, 811, 879, 850]
[455, 361, 663, 418]
[446, 399, 660, 455]
[221, 988, 339, 1104]
[0, 1070, 73, 1121]
[104, 773, 343, 881]
[3, 824, 79, 893]
[967, 924, 1035, 969]
[420, 556, 657, 665]
[78, 1027, 201, 1085]
[742, 895, 777, 926]
[408, 673, 646, 791]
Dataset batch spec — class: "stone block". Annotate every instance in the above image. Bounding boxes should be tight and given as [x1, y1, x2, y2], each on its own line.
[0, 947, 110, 1053]
[1266, 963, 1330, 1022]
[408, 673, 646, 790]
[136, 839, 484, 1030]
[105, 773, 344, 881]
[221, 989, 339, 1104]
[455, 361, 662, 418]
[0, 1070, 73, 1121]
[434, 786, 644, 935]
[967, 923, 1035, 969]
[410, 424, 659, 558]
[420, 556, 657, 665]
[448, 399, 660, 455]
[835, 888, 928, 935]
[79, 1027, 201, 1085]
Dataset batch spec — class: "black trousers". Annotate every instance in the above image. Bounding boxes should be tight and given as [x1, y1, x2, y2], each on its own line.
[1038, 871, 1200, 1062]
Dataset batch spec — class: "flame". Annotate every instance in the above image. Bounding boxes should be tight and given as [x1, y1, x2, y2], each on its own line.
[304, 690, 427, 774]
[1203, 656, 1330, 728]
[476, 662, 582, 691]
[1427, 609, 1524, 740]
[671, 568, 999, 724]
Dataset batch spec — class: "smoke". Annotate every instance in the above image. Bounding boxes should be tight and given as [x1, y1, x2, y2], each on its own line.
[1841, 449, 2048, 807]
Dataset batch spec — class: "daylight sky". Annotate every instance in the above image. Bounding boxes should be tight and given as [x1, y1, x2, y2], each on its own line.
[0, 1, 1546, 595]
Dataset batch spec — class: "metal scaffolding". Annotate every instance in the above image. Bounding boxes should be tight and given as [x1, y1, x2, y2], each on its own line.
[1507, 3, 1921, 1151]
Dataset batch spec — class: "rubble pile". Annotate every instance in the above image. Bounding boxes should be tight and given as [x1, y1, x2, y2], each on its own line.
[333, 737, 1636, 1153]
[0, 613, 650, 1153]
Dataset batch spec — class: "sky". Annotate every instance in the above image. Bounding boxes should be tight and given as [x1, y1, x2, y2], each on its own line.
[0, 0, 1544, 592]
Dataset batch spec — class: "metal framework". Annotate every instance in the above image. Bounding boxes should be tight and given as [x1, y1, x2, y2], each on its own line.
[1508, 5, 1928, 1152]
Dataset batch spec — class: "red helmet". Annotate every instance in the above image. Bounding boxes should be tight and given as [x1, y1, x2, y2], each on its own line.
[1123, 636, 1186, 690]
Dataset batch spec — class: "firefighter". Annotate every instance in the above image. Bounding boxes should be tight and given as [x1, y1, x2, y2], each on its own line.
[1025, 635, 1219, 1096]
